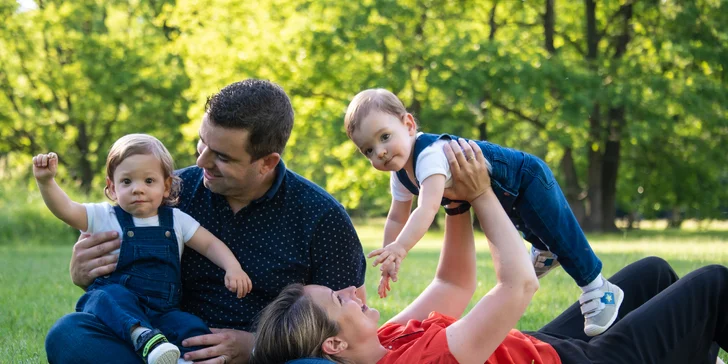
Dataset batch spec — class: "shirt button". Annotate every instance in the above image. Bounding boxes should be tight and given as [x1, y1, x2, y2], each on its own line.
[165, 231, 171, 238]
[127, 231, 134, 237]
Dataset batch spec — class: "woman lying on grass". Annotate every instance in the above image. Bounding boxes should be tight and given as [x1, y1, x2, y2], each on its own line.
[251, 139, 728, 364]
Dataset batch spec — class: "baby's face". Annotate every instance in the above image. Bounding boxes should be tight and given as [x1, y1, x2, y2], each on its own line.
[107, 154, 170, 218]
[350, 111, 416, 172]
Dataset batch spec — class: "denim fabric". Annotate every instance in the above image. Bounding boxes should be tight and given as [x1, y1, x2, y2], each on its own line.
[70, 206, 210, 354]
[402, 133, 602, 286]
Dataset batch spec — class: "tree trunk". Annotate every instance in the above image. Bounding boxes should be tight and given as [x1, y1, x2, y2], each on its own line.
[75, 120, 94, 194]
[560, 147, 587, 224]
[601, 110, 622, 232]
[586, 105, 603, 231]
[601, 3, 632, 232]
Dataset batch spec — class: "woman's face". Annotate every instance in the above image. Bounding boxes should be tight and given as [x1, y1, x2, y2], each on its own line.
[305, 285, 380, 344]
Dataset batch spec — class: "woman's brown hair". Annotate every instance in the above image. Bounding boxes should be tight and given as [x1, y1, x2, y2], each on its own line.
[251, 284, 350, 364]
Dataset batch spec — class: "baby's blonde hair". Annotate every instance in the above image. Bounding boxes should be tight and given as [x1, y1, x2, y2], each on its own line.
[104, 134, 181, 206]
[344, 88, 408, 138]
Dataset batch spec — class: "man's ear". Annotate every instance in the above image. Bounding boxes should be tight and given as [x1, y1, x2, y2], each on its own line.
[321, 336, 347, 356]
[258, 153, 281, 175]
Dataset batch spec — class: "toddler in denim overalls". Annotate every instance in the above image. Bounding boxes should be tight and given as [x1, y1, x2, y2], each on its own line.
[345, 88, 624, 337]
[33, 134, 252, 364]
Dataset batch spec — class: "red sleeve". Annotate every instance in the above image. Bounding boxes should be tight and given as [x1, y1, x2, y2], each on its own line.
[377, 312, 459, 364]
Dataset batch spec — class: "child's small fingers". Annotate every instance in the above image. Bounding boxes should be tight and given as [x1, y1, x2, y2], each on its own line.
[237, 280, 243, 298]
[367, 249, 384, 259]
[372, 253, 390, 267]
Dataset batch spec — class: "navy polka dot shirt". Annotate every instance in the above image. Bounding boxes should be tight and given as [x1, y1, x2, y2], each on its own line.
[175, 161, 366, 331]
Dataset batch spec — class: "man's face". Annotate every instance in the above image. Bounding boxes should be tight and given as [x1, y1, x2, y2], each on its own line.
[196, 114, 260, 198]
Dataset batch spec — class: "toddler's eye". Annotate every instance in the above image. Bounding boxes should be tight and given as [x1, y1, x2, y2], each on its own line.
[337, 295, 343, 304]
[363, 148, 373, 157]
[121, 179, 131, 185]
[381, 134, 390, 142]
[145, 178, 154, 184]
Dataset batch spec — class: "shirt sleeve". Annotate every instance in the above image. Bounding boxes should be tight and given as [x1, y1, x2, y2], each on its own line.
[82, 202, 113, 234]
[309, 205, 366, 290]
[173, 208, 201, 244]
[390, 172, 414, 202]
[415, 140, 452, 188]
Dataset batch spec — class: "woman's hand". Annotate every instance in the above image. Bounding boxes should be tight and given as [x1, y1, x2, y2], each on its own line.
[442, 139, 491, 203]
[182, 329, 254, 364]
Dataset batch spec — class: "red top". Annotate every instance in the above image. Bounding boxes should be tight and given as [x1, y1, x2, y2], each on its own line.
[376, 312, 561, 364]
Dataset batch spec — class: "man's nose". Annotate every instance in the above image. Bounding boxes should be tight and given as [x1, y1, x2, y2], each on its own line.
[196, 147, 212, 168]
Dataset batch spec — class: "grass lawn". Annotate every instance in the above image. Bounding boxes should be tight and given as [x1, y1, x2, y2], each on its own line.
[2, 220, 728, 363]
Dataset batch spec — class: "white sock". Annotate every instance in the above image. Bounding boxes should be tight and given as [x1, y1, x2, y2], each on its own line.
[580, 274, 604, 293]
[131, 326, 151, 344]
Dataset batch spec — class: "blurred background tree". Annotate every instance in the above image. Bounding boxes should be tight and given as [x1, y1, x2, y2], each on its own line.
[1, 0, 726, 231]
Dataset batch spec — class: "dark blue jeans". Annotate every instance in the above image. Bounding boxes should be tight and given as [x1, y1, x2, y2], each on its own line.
[45, 309, 210, 363]
[482, 140, 602, 286]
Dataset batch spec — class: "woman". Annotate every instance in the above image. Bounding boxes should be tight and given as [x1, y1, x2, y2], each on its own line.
[252, 139, 728, 364]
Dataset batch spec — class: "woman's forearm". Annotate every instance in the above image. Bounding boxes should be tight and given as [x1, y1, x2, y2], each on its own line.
[471, 190, 538, 291]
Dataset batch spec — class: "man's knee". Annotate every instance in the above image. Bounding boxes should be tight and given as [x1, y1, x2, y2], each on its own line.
[46, 313, 88, 362]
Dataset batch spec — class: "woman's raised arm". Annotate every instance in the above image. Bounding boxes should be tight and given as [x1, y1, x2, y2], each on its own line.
[445, 140, 539, 364]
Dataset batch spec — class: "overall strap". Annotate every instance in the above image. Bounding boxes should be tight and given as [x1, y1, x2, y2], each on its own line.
[113, 205, 135, 228]
[395, 133, 453, 195]
[157, 206, 174, 228]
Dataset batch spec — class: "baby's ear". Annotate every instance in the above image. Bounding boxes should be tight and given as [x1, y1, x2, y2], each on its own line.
[105, 177, 117, 201]
[321, 336, 347, 356]
[163, 176, 173, 198]
[403, 113, 417, 133]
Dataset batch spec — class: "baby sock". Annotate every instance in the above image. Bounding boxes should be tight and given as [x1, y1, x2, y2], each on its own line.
[131, 326, 152, 344]
[580, 274, 604, 293]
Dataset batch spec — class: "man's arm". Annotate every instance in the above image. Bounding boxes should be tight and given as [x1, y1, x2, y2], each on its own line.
[70, 232, 122, 289]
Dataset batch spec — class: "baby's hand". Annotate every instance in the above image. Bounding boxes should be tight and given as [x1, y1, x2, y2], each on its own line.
[377, 270, 393, 298]
[225, 268, 252, 298]
[32, 152, 58, 183]
[368, 242, 407, 281]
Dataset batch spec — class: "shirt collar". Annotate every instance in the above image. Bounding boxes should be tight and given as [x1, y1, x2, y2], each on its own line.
[252, 159, 286, 204]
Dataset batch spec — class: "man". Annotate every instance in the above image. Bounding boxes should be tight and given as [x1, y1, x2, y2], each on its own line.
[45, 79, 367, 364]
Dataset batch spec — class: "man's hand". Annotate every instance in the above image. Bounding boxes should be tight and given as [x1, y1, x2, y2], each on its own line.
[225, 268, 253, 298]
[182, 329, 254, 364]
[32, 152, 58, 184]
[70, 231, 121, 289]
[442, 139, 491, 203]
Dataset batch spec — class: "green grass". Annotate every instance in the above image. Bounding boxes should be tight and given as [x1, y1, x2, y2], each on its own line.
[2, 206, 728, 362]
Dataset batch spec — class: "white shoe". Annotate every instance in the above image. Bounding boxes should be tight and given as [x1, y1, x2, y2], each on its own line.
[581, 279, 624, 336]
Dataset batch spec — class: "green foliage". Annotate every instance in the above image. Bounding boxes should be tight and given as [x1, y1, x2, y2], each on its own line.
[1, 0, 726, 222]
[0, 0, 192, 192]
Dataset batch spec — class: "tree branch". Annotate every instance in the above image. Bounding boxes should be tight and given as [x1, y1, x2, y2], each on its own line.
[491, 100, 547, 130]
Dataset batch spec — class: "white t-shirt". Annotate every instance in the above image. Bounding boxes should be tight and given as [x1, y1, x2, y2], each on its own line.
[390, 137, 492, 202]
[83, 202, 201, 260]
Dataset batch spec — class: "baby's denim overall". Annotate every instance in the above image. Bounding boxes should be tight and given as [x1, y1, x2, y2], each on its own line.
[396, 133, 602, 286]
[75, 205, 210, 353]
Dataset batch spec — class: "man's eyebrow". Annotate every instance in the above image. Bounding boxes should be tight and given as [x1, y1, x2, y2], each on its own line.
[199, 134, 235, 160]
